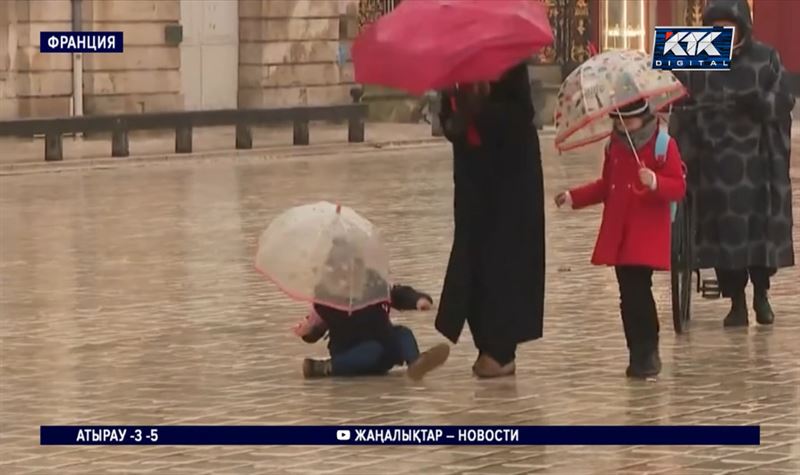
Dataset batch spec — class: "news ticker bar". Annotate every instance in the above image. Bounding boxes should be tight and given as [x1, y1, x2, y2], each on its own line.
[40, 425, 760, 446]
[40, 32, 123, 53]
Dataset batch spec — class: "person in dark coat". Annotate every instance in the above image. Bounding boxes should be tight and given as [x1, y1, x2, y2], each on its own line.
[436, 62, 546, 378]
[669, 0, 795, 327]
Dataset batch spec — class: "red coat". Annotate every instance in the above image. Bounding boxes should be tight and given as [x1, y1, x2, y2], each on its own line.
[569, 130, 686, 270]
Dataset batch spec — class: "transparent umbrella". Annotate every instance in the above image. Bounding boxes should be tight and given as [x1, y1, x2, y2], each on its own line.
[554, 49, 687, 152]
[255, 201, 391, 312]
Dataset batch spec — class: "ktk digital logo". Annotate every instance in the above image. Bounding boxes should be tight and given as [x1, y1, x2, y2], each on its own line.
[651, 26, 735, 71]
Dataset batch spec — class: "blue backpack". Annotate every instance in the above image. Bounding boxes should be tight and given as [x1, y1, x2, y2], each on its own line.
[653, 128, 679, 223]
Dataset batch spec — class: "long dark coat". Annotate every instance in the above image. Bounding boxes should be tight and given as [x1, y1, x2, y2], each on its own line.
[669, 0, 795, 271]
[435, 63, 546, 347]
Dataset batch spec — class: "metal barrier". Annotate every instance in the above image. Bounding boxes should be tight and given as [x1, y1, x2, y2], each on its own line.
[0, 88, 367, 161]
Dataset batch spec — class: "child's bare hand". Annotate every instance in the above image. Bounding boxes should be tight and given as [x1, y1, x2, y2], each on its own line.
[292, 322, 306, 337]
[639, 168, 657, 190]
[293, 313, 320, 337]
[554, 191, 571, 208]
[417, 297, 433, 311]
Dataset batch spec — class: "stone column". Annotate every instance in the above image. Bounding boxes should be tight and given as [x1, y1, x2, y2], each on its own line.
[238, 0, 358, 108]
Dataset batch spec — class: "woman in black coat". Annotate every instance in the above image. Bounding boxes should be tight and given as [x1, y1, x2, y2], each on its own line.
[436, 63, 546, 378]
[669, 0, 795, 327]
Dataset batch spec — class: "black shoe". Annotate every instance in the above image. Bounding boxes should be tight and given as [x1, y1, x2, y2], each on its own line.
[723, 293, 749, 327]
[626, 346, 662, 379]
[625, 349, 636, 377]
[753, 290, 775, 325]
[302, 358, 332, 378]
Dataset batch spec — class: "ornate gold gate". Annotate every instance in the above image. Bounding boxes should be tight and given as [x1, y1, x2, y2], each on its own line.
[358, 0, 400, 28]
[537, 0, 593, 65]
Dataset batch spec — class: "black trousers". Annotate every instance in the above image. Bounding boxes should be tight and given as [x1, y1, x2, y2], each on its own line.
[463, 232, 518, 367]
[615, 266, 659, 350]
[715, 267, 777, 297]
[466, 299, 517, 366]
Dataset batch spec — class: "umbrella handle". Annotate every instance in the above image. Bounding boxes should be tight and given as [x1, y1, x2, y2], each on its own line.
[632, 165, 651, 196]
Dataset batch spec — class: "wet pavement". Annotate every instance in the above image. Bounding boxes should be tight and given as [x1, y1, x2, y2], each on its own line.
[1, 138, 799, 474]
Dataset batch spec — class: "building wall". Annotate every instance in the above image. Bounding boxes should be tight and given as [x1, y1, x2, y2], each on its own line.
[3, 0, 74, 118]
[752, 0, 800, 75]
[2, 0, 794, 120]
[1, 0, 359, 119]
[1, 1, 17, 117]
[0, 0, 182, 119]
[238, 0, 358, 108]
[83, 0, 182, 114]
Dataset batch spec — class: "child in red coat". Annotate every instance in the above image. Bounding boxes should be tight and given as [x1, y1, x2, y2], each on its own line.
[555, 99, 686, 378]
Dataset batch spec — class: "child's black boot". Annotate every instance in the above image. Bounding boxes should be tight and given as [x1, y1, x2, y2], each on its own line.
[753, 288, 775, 325]
[723, 292, 749, 327]
[626, 341, 661, 379]
[302, 358, 332, 378]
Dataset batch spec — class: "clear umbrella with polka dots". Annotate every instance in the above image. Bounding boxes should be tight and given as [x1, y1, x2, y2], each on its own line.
[255, 201, 392, 313]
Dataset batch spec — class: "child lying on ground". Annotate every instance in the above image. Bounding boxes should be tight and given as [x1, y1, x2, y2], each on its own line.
[294, 283, 449, 380]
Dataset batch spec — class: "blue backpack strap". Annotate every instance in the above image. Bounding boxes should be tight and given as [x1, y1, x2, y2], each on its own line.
[654, 128, 670, 166]
[654, 128, 679, 222]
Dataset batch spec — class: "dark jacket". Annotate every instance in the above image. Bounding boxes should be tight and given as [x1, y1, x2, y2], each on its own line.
[436, 63, 546, 348]
[669, 0, 795, 270]
[303, 285, 432, 365]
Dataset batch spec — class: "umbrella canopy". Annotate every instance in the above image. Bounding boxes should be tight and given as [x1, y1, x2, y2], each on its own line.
[554, 49, 687, 152]
[352, 0, 553, 95]
[255, 202, 391, 312]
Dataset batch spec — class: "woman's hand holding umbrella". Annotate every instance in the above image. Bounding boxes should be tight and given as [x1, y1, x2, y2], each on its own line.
[453, 83, 490, 118]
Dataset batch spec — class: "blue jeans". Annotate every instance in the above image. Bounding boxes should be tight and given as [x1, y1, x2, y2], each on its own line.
[330, 326, 419, 376]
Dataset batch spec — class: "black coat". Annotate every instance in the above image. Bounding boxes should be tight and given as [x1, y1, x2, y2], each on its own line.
[435, 63, 546, 347]
[669, 0, 795, 270]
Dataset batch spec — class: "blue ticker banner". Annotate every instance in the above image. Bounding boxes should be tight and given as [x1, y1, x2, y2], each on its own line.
[40, 425, 760, 446]
[40, 32, 123, 53]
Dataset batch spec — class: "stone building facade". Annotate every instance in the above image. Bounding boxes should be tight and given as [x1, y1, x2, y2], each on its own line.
[2, 0, 796, 120]
[0, 0, 360, 119]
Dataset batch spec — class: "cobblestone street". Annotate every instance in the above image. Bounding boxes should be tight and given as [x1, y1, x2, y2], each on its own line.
[1, 138, 799, 474]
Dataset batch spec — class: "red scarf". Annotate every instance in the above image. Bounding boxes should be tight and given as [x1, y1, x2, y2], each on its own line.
[449, 95, 482, 146]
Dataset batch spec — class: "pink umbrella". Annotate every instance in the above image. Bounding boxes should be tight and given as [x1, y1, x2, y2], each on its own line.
[352, 0, 554, 95]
